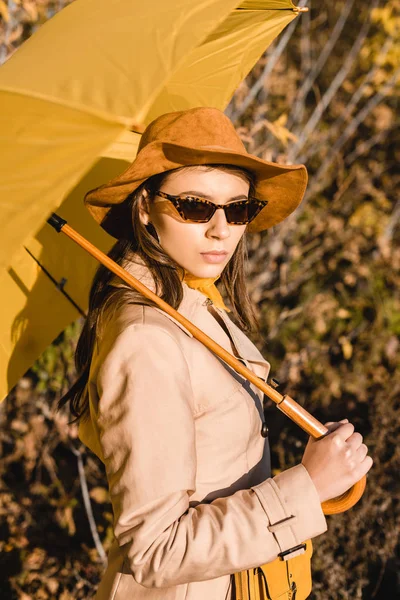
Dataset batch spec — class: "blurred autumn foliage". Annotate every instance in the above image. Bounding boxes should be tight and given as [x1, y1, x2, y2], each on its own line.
[1, 1, 399, 599]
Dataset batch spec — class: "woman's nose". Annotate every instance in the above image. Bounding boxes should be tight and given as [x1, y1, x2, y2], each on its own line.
[206, 207, 230, 236]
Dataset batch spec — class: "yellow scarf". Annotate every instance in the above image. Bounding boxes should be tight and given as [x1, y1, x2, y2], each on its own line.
[182, 269, 231, 312]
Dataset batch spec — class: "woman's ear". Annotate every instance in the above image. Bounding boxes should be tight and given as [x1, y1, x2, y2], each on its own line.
[138, 189, 151, 226]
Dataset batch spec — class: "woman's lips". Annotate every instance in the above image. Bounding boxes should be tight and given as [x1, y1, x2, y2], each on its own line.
[200, 252, 228, 264]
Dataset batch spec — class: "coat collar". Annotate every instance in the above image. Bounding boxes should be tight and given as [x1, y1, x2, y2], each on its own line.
[109, 252, 271, 382]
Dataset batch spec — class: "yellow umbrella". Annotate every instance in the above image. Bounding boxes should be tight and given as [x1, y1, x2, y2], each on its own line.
[0, 0, 306, 401]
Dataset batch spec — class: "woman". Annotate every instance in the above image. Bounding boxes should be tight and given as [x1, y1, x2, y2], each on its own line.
[58, 107, 373, 600]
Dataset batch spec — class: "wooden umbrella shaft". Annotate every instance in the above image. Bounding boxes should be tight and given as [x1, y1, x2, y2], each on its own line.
[47, 213, 366, 515]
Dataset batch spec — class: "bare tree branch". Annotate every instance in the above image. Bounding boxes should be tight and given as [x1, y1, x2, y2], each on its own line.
[228, 0, 309, 124]
[301, 35, 395, 164]
[327, 35, 395, 138]
[380, 198, 400, 245]
[344, 130, 387, 166]
[287, 0, 380, 164]
[296, 0, 312, 125]
[0, 0, 16, 64]
[307, 66, 400, 196]
[287, 0, 356, 130]
[69, 444, 108, 567]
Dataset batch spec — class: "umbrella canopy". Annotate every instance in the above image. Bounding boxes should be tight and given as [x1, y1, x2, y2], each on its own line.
[0, 0, 305, 401]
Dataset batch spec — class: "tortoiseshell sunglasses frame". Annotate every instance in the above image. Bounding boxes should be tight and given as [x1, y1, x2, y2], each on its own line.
[152, 190, 269, 225]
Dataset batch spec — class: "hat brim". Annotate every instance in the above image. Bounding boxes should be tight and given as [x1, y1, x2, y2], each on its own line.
[84, 140, 308, 238]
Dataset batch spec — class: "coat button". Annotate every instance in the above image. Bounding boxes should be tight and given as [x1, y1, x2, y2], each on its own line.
[261, 422, 269, 438]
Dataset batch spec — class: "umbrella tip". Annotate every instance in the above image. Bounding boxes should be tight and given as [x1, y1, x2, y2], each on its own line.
[129, 121, 147, 134]
[47, 213, 67, 232]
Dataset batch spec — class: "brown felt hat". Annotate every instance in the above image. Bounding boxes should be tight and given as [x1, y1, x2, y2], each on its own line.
[84, 107, 308, 239]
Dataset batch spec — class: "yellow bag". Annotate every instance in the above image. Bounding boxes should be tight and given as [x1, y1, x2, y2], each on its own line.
[234, 539, 313, 600]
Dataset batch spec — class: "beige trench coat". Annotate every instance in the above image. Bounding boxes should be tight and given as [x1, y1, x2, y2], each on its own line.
[78, 253, 327, 600]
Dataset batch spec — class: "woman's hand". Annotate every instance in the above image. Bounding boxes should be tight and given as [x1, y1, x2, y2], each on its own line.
[301, 419, 373, 503]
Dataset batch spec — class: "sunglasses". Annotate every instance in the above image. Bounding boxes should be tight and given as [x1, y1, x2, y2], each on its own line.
[151, 190, 269, 225]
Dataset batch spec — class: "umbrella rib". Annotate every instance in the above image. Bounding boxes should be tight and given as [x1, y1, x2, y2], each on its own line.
[0, 85, 135, 128]
[235, 7, 308, 11]
[23, 246, 87, 320]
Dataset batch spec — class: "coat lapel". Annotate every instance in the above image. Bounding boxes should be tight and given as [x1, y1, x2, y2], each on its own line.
[109, 253, 271, 385]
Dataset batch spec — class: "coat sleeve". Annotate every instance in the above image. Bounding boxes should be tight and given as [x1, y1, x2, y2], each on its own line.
[95, 323, 327, 589]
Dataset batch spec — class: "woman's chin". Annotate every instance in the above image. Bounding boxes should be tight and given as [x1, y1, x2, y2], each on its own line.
[186, 264, 225, 279]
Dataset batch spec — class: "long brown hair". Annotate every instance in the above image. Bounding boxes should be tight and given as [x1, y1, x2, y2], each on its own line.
[57, 164, 260, 424]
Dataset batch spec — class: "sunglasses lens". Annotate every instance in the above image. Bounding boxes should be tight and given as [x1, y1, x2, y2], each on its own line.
[179, 197, 214, 221]
[178, 197, 265, 224]
[226, 201, 263, 224]
[225, 203, 248, 223]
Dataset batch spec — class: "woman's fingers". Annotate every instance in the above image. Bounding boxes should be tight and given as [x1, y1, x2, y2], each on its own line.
[324, 418, 348, 427]
[346, 431, 364, 449]
[324, 418, 349, 433]
[357, 443, 369, 460]
[339, 422, 356, 439]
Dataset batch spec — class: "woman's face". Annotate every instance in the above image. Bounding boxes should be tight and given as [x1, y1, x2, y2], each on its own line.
[139, 167, 249, 278]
